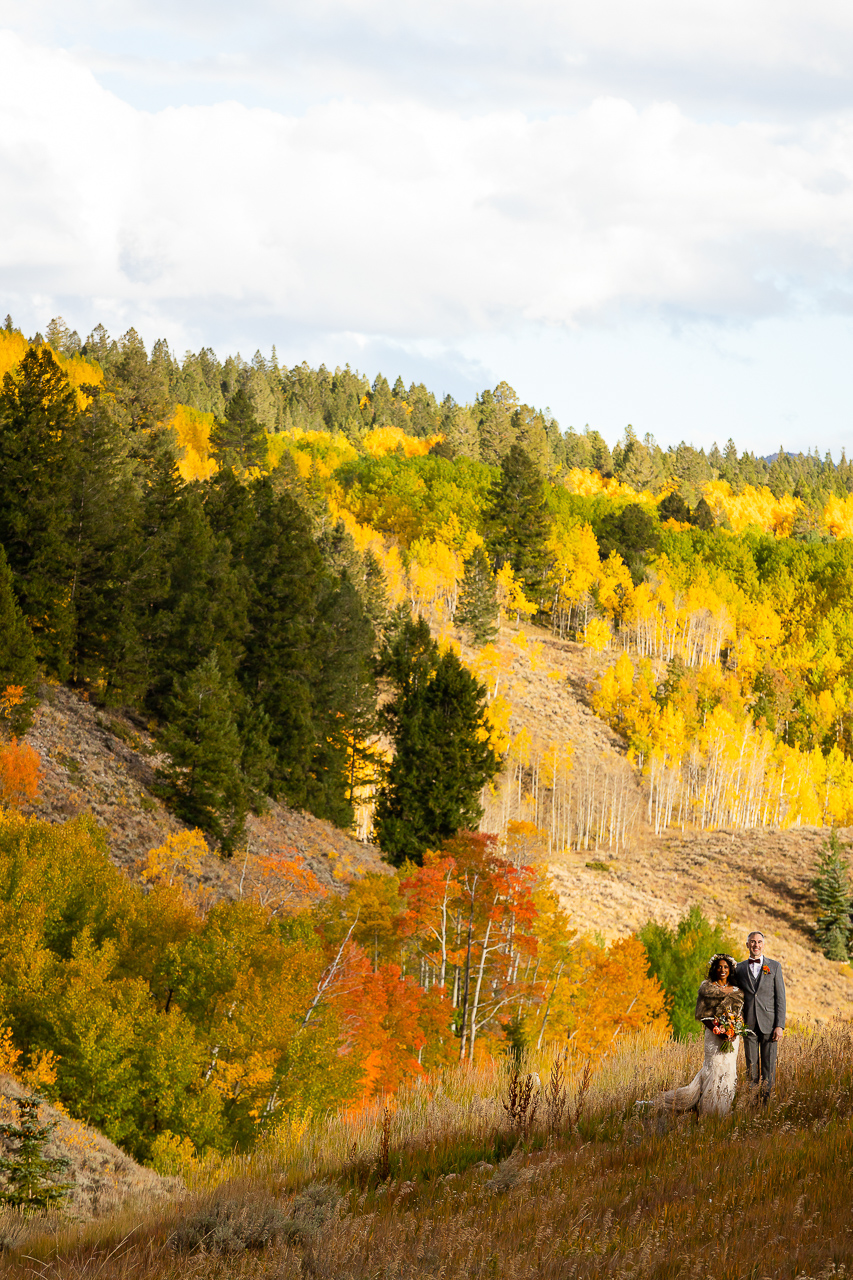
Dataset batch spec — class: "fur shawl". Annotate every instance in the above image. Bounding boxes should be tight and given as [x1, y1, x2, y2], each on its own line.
[694, 980, 744, 1024]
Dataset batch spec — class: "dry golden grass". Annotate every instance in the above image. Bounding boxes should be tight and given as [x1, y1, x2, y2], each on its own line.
[5, 1022, 852, 1280]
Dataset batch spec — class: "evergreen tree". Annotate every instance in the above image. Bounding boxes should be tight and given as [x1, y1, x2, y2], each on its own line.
[0, 1095, 71, 1208]
[362, 551, 391, 635]
[482, 444, 552, 601]
[156, 655, 248, 852]
[239, 480, 324, 806]
[109, 328, 172, 431]
[455, 546, 498, 646]
[691, 497, 715, 530]
[143, 486, 249, 720]
[0, 347, 79, 675]
[0, 546, 40, 735]
[440, 399, 480, 460]
[306, 575, 378, 827]
[65, 385, 140, 685]
[374, 614, 500, 866]
[101, 448, 184, 709]
[476, 382, 519, 464]
[613, 426, 666, 492]
[210, 388, 267, 474]
[812, 830, 853, 962]
[658, 491, 691, 524]
[597, 503, 660, 585]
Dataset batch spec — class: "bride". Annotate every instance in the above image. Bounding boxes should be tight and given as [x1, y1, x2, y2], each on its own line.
[658, 954, 745, 1117]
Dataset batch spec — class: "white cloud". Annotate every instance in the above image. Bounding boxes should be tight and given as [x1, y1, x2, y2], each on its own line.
[4, 28, 853, 351]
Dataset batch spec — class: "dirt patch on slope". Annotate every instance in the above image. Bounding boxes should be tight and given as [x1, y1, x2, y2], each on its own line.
[547, 826, 853, 1023]
[20, 685, 386, 897]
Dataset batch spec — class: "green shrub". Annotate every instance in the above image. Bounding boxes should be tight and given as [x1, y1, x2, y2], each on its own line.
[637, 905, 738, 1040]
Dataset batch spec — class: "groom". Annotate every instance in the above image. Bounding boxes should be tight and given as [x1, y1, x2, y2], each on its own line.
[734, 931, 786, 1104]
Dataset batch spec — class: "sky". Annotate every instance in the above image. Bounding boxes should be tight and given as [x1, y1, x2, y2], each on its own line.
[2, 1, 853, 456]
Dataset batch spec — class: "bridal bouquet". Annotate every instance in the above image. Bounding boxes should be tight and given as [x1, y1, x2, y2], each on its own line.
[711, 1010, 752, 1053]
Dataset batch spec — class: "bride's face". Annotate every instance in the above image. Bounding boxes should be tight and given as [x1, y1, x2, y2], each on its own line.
[716, 961, 730, 983]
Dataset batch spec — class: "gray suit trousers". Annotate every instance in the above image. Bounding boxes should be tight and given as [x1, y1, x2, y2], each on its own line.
[744, 1028, 778, 1097]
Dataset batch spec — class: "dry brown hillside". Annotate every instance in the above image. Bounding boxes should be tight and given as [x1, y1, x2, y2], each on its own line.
[20, 684, 386, 899]
[457, 622, 853, 1025]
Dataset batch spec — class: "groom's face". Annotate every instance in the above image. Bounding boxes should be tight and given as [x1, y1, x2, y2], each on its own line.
[747, 934, 763, 957]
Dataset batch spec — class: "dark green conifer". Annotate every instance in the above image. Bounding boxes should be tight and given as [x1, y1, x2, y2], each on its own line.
[307, 575, 377, 827]
[658, 491, 691, 523]
[374, 614, 500, 865]
[0, 1095, 71, 1208]
[109, 328, 171, 431]
[156, 655, 248, 852]
[812, 830, 853, 962]
[240, 480, 324, 806]
[210, 388, 267, 474]
[0, 546, 40, 735]
[482, 444, 552, 601]
[455, 546, 498, 646]
[691, 497, 715, 530]
[0, 347, 79, 675]
[598, 503, 660, 585]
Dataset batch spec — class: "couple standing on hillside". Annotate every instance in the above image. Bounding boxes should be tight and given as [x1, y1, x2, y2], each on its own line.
[660, 930, 786, 1116]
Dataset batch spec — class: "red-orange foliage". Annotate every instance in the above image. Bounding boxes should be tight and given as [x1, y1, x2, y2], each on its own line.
[239, 846, 326, 915]
[0, 737, 41, 808]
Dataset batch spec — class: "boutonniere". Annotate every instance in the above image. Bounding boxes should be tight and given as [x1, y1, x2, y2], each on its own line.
[762, 965, 770, 974]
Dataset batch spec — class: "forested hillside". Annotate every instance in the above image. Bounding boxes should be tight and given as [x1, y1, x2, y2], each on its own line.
[1, 315, 853, 1175]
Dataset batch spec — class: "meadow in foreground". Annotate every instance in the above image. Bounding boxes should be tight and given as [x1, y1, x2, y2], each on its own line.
[3, 1021, 852, 1280]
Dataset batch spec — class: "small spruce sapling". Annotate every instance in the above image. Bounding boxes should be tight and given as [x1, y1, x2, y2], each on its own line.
[812, 830, 853, 962]
[0, 1095, 71, 1208]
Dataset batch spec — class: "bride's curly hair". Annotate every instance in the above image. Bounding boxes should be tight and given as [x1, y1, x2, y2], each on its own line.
[708, 954, 738, 982]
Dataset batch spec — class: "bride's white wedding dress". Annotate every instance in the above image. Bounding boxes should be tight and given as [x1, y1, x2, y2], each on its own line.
[660, 1027, 740, 1116]
[656, 977, 745, 1117]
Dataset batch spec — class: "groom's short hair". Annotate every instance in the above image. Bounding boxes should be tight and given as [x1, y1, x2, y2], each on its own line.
[747, 930, 764, 942]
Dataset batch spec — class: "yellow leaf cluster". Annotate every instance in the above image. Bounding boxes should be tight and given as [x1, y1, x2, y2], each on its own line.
[0, 331, 103, 409]
[362, 426, 443, 458]
[703, 480, 801, 536]
[171, 404, 217, 482]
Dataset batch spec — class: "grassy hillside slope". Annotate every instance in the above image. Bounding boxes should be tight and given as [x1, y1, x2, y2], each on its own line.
[0, 1075, 178, 1228]
[5, 1024, 852, 1278]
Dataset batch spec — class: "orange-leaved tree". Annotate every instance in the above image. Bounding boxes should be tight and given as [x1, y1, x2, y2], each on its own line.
[0, 699, 41, 808]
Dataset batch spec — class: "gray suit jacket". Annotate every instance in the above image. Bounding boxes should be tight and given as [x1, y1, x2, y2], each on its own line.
[734, 957, 786, 1035]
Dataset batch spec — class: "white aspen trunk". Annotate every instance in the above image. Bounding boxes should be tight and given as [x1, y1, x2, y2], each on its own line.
[468, 912, 494, 1061]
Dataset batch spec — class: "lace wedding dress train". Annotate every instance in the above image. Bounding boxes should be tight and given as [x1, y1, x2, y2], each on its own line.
[660, 1028, 740, 1116]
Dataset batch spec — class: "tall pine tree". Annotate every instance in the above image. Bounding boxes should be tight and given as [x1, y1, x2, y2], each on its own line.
[374, 614, 500, 865]
[156, 654, 248, 852]
[210, 388, 268, 474]
[0, 347, 79, 675]
[0, 545, 40, 735]
[455, 545, 498, 646]
[482, 444, 551, 602]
